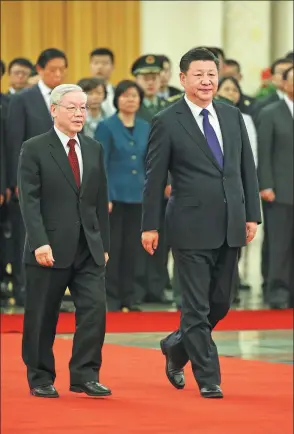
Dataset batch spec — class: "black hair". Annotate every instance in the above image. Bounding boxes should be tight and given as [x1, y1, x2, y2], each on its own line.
[282, 66, 294, 81]
[77, 77, 107, 99]
[195, 46, 225, 60]
[0, 60, 5, 77]
[36, 48, 68, 69]
[224, 59, 241, 73]
[270, 57, 293, 75]
[8, 57, 34, 73]
[180, 47, 219, 73]
[285, 51, 294, 61]
[218, 76, 243, 96]
[90, 48, 114, 64]
[113, 80, 144, 110]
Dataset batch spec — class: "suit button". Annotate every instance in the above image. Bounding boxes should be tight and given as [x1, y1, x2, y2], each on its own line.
[224, 199, 227, 203]
[75, 220, 80, 225]
[129, 141, 135, 146]
[223, 177, 226, 181]
[131, 155, 137, 160]
[132, 170, 137, 175]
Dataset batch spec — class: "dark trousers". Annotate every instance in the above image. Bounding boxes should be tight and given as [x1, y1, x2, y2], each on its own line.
[161, 243, 239, 389]
[106, 202, 143, 310]
[22, 228, 106, 389]
[261, 200, 270, 291]
[9, 197, 26, 304]
[267, 202, 293, 305]
[134, 200, 169, 302]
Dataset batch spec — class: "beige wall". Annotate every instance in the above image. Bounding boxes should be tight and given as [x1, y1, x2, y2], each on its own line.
[140, 0, 293, 96]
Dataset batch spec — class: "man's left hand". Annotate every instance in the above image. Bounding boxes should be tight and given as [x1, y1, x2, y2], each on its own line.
[104, 253, 109, 264]
[246, 222, 257, 244]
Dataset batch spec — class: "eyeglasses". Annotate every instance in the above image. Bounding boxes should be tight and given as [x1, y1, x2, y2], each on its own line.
[54, 104, 89, 114]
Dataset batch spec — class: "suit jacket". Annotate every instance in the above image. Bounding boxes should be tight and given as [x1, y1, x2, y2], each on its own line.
[142, 98, 261, 250]
[0, 93, 9, 194]
[257, 100, 293, 205]
[95, 113, 150, 203]
[251, 91, 280, 125]
[6, 84, 53, 187]
[237, 93, 255, 115]
[137, 97, 168, 124]
[17, 128, 109, 268]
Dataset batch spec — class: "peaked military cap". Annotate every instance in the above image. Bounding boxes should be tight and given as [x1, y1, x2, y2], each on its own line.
[131, 54, 162, 76]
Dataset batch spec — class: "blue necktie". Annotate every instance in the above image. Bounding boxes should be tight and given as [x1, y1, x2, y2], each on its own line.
[201, 108, 223, 168]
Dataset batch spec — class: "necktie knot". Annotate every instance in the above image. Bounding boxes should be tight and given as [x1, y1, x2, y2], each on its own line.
[68, 139, 76, 151]
[201, 108, 209, 118]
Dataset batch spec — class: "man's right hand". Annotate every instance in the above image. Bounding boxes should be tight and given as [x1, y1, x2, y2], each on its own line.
[0, 194, 4, 206]
[141, 231, 159, 255]
[35, 245, 55, 267]
[260, 189, 275, 202]
[108, 202, 113, 213]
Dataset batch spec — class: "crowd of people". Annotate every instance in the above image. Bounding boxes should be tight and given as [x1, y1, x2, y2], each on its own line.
[0, 46, 293, 312]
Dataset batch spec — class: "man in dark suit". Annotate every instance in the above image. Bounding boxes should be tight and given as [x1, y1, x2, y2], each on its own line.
[223, 59, 255, 114]
[18, 83, 111, 398]
[257, 66, 293, 309]
[0, 60, 11, 301]
[6, 57, 34, 95]
[141, 48, 261, 398]
[157, 55, 182, 99]
[6, 48, 67, 307]
[251, 56, 293, 297]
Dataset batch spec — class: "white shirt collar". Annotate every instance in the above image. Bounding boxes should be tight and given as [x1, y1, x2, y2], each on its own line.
[9, 87, 16, 94]
[276, 89, 285, 100]
[54, 126, 80, 150]
[184, 94, 216, 118]
[284, 94, 294, 117]
[38, 80, 52, 97]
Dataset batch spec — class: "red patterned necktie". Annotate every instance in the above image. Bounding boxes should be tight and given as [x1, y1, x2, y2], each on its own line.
[67, 139, 81, 188]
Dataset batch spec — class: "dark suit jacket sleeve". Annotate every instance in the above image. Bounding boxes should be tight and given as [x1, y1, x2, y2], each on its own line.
[142, 115, 171, 231]
[257, 108, 274, 191]
[97, 145, 110, 253]
[17, 142, 49, 252]
[7, 93, 27, 187]
[238, 110, 262, 223]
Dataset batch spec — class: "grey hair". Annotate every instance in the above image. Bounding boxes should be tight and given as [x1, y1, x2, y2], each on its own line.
[50, 84, 86, 105]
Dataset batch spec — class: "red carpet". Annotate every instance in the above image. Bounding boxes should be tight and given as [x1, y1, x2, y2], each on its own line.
[1, 334, 292, 434]
[1, 309, 293, 334]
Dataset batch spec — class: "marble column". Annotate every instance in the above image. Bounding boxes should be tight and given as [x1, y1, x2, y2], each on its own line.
[223, 1, 271, 95]
[140, 0, 225, 88]
[271, 1, 293, 59]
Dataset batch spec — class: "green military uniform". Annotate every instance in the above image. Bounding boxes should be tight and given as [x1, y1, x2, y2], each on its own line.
[137, 96, 168, 123]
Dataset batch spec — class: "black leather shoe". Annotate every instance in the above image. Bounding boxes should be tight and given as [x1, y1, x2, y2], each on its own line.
[160, 340, 185, 389]
[70, 381, 112, 397]
[30, 385, 59, 398]
[200, 385, 223, 398]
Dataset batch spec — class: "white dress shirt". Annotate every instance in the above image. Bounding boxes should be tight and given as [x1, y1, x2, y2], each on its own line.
[276, 89, 285, 100]
[242, 113, 258, 166]
[54, 126, 83, 180]
[184, 95, 224, 153]
[101, 83, 116, 117]
[284, 94, 294, 118]
[38, 80, 52, 110]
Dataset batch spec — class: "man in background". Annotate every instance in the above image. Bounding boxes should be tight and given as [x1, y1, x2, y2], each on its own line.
[223, 58, 255, 114]
[157, 55, 182, 100]
[6, 48, 68, 308]
[90, 48, 116, 117]
[6, 57, 34, 95]
[257, 66, 293, 309]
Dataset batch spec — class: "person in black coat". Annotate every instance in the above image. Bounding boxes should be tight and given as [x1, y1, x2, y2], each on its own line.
[141, 48, 261, 398]
[18, 83, 111, 398]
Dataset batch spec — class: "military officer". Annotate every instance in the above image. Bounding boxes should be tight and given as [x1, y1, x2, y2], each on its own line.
[131, 55, 169, 123]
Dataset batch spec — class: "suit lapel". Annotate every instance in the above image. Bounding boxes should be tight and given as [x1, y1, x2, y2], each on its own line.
[175, 98, 222, 172]
[213, 102, 230, 171]
[48, 129, 78, 194]
[79, 134, 92, 194]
